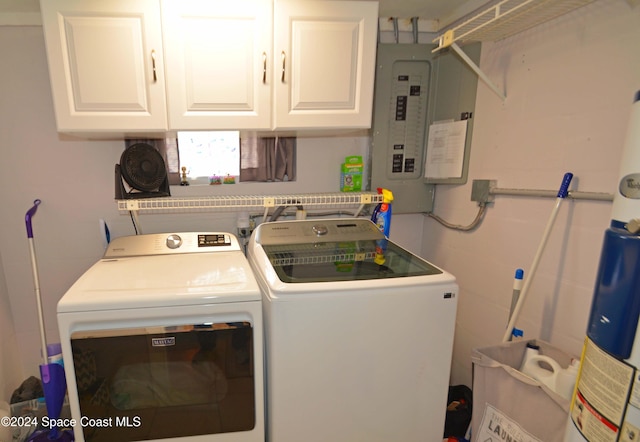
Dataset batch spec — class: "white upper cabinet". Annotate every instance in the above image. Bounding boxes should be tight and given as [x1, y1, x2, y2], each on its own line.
[39, 0, 168, 132]
[40, 0, 379, 133]
[161, 0, 273, 130]
[273, 0, 378, 130]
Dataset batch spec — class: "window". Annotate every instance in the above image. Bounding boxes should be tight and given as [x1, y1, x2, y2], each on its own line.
[176, 132, 296, 185]
[177, 131, 240, 185]
[132, 133, 297, 187]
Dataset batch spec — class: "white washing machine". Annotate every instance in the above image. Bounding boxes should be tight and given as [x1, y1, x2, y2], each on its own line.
[57, 232, 264, 442]
[247, 218, 459, 442]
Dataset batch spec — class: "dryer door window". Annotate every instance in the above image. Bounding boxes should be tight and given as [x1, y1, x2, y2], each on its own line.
[70, 322, 255, 441]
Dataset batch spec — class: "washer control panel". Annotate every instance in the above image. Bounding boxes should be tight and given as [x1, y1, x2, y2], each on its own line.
[104, 232, 238, 258]
[256, 219, 384, 246]
[198, 234, 232, 247]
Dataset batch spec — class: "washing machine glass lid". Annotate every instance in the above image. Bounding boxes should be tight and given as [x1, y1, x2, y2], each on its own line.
[262, 239, 442, 283]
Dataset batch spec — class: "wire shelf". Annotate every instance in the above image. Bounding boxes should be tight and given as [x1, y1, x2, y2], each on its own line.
[116, 192, 383, 214]
[265, 241, 378, 266]
[434, 0, 596, 48]
[269, 251, 377, 266]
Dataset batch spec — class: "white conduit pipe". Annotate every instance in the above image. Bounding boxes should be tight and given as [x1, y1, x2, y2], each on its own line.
[501, 173, 574, 343]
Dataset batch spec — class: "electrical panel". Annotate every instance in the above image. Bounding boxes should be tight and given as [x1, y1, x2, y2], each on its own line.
[370, 43, 480, 214]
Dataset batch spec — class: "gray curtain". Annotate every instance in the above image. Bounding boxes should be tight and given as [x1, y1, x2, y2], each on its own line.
[240, 137, 295, 182]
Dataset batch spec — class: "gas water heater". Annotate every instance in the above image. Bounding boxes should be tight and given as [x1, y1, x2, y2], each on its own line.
[565, 91, 640, 442]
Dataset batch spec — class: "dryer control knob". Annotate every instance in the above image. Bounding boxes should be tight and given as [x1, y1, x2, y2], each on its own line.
[166, 234, 183, 249]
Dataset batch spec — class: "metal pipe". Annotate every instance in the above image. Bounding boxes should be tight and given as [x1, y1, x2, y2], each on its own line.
[490, 187, 613, 202]
[411, 17, 419, 44]
[392, 17, 399, 43]
[568, 191, 614, 201]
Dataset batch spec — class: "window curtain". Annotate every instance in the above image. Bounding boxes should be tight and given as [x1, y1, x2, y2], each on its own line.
[240, 137, 295, 182]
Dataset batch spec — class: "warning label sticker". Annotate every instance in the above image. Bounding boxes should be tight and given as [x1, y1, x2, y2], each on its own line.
[570, 391, 619, 442]
[569, 337, 636, 442]
[477, 404, 542, 442]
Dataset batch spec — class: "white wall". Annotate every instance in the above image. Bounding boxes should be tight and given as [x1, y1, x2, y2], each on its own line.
[0, 25, 369, 399]
[0, 27, 132, 393]
[422, 0, 640, 388]
[0, 253, 21, 401]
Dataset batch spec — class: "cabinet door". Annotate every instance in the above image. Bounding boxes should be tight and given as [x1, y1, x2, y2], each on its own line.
[273, 0, 378, 130]
[39, 0, 167, 132]
[162, 0, 272, 130]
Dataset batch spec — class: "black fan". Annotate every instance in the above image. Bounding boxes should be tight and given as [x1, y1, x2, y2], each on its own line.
[115, 143, 170, 199]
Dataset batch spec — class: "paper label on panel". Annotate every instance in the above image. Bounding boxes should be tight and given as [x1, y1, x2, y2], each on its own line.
[424, 119, 467, 180]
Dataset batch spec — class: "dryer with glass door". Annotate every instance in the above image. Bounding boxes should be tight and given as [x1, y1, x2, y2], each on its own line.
[57, 232, 264, 442]
[247, 218, 458, 442]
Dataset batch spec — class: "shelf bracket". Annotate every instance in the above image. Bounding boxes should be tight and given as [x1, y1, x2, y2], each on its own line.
[430, 0, 600, 102]
[435, 32, 506, 102]
[450, 41, 506, 101]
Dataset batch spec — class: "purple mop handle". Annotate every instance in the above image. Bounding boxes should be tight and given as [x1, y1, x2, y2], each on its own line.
[25, 199, 41, 238]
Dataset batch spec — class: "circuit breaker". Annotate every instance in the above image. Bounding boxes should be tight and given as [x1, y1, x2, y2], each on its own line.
[387, 60, 430, 180]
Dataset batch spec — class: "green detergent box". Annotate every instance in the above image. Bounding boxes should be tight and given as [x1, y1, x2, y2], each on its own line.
[340, 156, 363, 192]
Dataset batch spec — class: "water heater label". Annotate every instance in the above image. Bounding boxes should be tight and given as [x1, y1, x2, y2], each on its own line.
[620, 173, 640, 199]
[570, 338, 635, 442]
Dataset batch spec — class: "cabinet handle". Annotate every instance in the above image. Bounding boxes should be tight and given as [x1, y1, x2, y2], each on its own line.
[151, 50, 157, 83]
[281, 51, 286, 83]
[262, 52, 267, 84]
